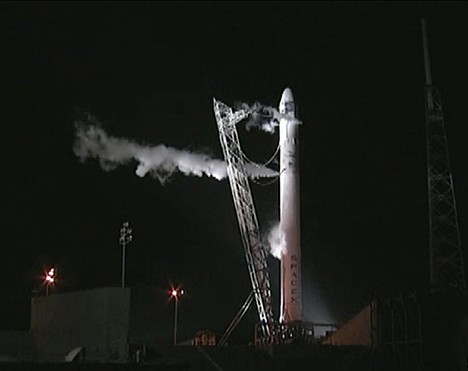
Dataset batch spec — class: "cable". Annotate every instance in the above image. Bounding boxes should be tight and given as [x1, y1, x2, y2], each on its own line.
[251, 168, 284, 187]
[240, 143, 280, 168]
[251, 176, 280, 187]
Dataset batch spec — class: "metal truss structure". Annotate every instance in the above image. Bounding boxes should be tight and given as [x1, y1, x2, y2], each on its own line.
[373, 294, 423, 371]
[422, 19, 466, 292]
[213, 99, 275, 341]
[425, 85, 466, 291]
[218, 291, 254, 346]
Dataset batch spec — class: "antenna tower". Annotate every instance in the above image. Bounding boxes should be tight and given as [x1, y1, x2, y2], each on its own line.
[422, 19, 466, 292]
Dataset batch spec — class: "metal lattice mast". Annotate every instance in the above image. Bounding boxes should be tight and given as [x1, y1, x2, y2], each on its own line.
[213, 98, 275, 338]
[422, 19, 466, 292]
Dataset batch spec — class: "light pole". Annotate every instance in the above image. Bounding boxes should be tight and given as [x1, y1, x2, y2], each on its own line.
[119, 221, 133, 288]
[170, 288, 184, 345]
[44, 267, 56, 296]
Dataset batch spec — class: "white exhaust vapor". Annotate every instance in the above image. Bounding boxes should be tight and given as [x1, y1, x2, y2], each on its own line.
[265, 222, 286, 259]
[73, 118, 277, 184]
[235, 102, 298, 134]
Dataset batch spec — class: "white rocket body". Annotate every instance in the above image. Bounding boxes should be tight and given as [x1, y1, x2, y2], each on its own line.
[279, 87, 302, 324]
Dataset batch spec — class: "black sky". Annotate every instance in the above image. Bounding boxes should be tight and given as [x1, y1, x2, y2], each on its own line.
[2, 1, 468, 343]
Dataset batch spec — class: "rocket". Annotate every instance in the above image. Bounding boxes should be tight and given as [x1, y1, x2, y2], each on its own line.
[279, 87, 302, 324]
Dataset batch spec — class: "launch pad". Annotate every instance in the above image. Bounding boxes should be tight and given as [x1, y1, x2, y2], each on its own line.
[214, 88, 311, 345]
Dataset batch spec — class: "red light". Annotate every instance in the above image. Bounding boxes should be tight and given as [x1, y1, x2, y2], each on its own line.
[172, 290, 177, 297]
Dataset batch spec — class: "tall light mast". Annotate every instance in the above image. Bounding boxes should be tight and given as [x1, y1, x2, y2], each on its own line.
[120, 221, 133, 288]
[422, 19, 466, 292]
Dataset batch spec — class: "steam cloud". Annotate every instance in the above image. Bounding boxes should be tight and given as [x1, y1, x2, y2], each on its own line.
[73, 117, 277, 184]
[235, 102, 279, 134]
[265, 222, 285, 259]
[235, 102, 298, 134]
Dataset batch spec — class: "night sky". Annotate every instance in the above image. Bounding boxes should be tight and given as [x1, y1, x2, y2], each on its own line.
[2, 2, 468, 344]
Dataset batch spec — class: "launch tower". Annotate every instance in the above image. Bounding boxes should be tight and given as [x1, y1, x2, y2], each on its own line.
[213, 99, 276, 342]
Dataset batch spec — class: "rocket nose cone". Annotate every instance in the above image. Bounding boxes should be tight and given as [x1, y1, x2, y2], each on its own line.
[279, 87, 295, 117]
[280, 88, 294, 104]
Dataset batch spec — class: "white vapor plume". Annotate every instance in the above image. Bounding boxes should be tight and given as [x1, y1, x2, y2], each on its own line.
[265, 222, 286, 259]
[236, 101, 298, 134]
[73, 117, 277, 184]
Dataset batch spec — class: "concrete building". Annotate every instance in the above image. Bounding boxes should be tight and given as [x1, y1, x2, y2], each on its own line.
[30, 287, 130, 362]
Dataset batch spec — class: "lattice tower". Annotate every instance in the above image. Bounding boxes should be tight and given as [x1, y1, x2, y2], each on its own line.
[422, 19, 466, 292]
[213, 99, 275, 339]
